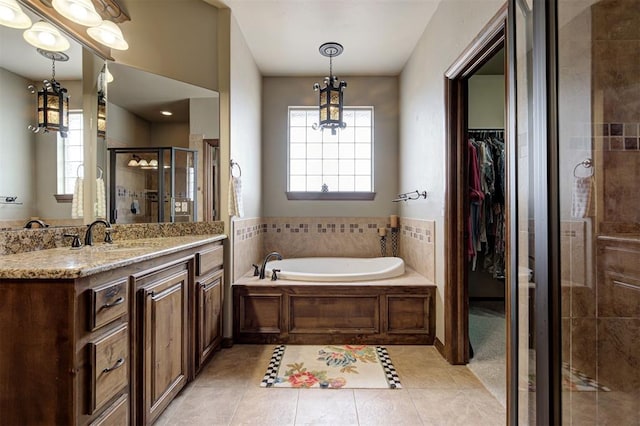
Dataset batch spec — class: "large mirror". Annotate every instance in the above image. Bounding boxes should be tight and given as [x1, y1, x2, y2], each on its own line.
[105, 63, 220, 224]
[0, 10, 220, 230]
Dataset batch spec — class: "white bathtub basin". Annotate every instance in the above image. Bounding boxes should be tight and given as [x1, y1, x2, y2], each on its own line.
[264, 257, 405, 282]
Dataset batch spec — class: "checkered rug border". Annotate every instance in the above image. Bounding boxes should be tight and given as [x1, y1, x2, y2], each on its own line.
[260, 345, 286, 387]
[376, 346, 402, 389]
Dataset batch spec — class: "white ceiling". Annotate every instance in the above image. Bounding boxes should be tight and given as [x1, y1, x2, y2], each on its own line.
[214, 0, 441, 76]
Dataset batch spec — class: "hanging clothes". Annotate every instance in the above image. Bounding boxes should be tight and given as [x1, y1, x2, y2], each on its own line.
[467, 130, 505, 278]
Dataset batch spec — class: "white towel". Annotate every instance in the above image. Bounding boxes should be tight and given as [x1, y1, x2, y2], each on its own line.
[571, 176, 593, 218]
[71, 177, 84, 219]
[228, 176, 244, 217]
[95, 177, 106, 218]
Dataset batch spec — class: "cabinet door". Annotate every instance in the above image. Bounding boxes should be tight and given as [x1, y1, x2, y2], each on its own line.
[140, 266, 189, 425]
[195, 269, 224, 373]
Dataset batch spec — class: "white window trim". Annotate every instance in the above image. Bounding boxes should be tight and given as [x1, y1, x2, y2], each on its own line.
[286, 106, 376, 201]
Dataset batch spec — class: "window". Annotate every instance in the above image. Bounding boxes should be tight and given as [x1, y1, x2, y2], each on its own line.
[57, 110, 83, 195]
[288, 107, 374, 199]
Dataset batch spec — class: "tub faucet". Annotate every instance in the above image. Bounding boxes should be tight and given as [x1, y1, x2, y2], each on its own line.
[259, 251, 283, 279]
[85, 219, 112, 246]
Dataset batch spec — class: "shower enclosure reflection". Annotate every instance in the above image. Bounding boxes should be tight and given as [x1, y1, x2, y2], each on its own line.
[108, 147, 197, 223]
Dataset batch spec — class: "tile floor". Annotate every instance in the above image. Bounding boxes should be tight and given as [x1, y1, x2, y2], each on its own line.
[155, 345, 506, 425]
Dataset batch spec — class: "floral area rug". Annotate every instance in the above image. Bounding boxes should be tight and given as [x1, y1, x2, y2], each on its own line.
[260, 345, 402, 389]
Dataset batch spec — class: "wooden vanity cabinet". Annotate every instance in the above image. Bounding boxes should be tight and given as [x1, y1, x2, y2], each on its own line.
[192, 245, 224, 376]
[0, 239, 225, 426]
[134, 261, 190, 425]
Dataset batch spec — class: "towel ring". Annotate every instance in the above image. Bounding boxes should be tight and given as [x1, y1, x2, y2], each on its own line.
[573, 158, 593, 178]
[76, 164, 104, 179]
[230, 159, 242, 178]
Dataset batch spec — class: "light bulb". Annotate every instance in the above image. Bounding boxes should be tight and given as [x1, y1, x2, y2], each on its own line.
[87, 20, 128, 50]
[0, 0, 31, 29]
[52, 0, 102, 27]
[23, 21, 70, 51]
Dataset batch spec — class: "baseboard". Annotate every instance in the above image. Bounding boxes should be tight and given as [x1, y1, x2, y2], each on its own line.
[434, 336, 446, 360]
[221, 337, 234, 348]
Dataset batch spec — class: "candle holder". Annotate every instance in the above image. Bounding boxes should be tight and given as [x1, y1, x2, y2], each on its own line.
[391, 227, 399, 257]
[379, 235, 387, 257]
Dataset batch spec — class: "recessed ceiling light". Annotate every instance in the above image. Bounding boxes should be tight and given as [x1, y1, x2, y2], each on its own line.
[160, 111, 172, 116]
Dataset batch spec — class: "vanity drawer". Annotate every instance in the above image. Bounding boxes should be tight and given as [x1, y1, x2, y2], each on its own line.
[89, 394, 128, 426]
[90, 279, 128, 331]
[90, 324, 129, 414]
[196, 244, 223, 276]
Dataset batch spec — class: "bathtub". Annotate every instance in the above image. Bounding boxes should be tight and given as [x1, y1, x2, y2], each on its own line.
[233, 257, 435, 345]
[264, 257, 405, 282]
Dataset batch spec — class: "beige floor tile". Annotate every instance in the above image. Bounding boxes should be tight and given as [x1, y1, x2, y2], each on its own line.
[159, 386, 247, 425]
[409, 388, 505, 426]
[230, 387, 299, 425]
[354, 389, 423, 425]
[294, 389, 359, 425]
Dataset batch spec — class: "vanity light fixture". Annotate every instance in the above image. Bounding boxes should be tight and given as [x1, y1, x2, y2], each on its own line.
[312, 42, 347, 135]
[23, 20, 70, 51]
[87, 19, 128, 50]
[51, 0, 102, 27]
[27, 49, 70, 138]
[0, 0, 32, 28]
[127, 155, 140, 167]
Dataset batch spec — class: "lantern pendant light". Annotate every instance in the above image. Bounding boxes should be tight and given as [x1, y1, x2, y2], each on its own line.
[27, 49, 70, 138]
[313, 42, 347, 135]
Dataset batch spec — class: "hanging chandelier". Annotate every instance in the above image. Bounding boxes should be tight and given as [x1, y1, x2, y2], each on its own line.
[313, 42, 347, 135]
[27, 49, 70, 138]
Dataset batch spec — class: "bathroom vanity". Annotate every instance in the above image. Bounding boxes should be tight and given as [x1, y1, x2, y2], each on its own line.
[0, 235, 225, 425]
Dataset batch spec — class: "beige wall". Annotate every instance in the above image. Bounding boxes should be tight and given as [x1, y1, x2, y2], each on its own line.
[261, 76, 399, 218]
[114, 0, 219, 91]
[468, 74, 505, 129]
[0, 68, 36, 222]
[229, 14, 262, 219]
[150, 122, 190, 148]
[399, 0, 505, 343]
[107, 102, 151, 147]
[190, 97, 220, 139]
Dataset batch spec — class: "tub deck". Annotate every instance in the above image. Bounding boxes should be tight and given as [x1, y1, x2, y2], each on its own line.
[232, 266, 436, 345]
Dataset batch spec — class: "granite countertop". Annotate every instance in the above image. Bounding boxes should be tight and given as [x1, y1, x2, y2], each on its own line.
[0, 234, 226, 280]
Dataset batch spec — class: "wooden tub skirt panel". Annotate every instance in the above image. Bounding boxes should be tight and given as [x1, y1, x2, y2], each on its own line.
[233, 285, 435, 345]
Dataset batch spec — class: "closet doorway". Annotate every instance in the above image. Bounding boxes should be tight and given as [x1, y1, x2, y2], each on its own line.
[443, 4, 511, 413]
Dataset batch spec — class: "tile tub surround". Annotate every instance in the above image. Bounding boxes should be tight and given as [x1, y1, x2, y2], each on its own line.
[399, 217, 436, 282]
[0, 221, 225, 255]
[262, 217, 396, 259]
[232, 217, 264, 282]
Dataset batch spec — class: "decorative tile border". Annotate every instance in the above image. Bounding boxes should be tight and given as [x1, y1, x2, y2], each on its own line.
[401, 224, 434, 244]
[595, 123, 640, 151]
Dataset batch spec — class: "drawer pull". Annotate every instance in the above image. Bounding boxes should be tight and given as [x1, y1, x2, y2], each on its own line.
[101, 297, 124, 310]
[103, 357, 125, 373]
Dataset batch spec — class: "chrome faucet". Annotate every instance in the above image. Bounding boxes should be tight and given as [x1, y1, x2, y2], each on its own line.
[259, 251, 283, 279]
[24, 219, 49, 229]
[84, 219, 112, 246]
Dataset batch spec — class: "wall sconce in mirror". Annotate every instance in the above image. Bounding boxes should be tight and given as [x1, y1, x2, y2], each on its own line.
[0, 0, 32, 28]
[127, 155, 158, 169]
[27, 48, 70, 137]
[23, 20, 70, 51]
[97, 90, 106, 137]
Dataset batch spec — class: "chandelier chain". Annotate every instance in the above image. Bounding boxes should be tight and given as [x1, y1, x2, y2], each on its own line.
[51, 59, 56, 81]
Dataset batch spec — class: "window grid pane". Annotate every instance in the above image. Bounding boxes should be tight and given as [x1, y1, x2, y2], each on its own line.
[288, 107, 373, 192]
[58, 111, 84, 194]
